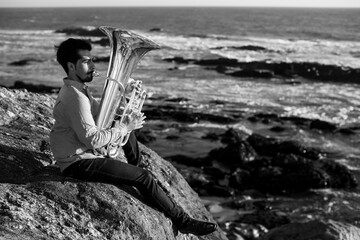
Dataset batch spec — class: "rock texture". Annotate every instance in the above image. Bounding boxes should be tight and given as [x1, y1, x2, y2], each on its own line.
[261, 219, 360, 240]
[0, 87, 227, 240]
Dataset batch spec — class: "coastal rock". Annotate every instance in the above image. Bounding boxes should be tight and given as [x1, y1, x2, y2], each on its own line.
[143, 99, 239, 124]
[229, 69, 274, 78]
[54, 26, 105, 37]
[208, 129, 357, 194]
[207, 128, 257, 167]
[163, 57, 360, 83]
[210, 45, 271, 52]
[5, 81, 61, 94]
[247, 133, 323, 160]
[166, 128, 357, 195]
[149, 27, 164, 32]
[0, 87, 226, 240]
[261, 219, 360, 240]
[8, 58, 44, 66]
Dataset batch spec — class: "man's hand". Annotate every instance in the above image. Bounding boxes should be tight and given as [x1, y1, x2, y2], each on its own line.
[114, 111, 146, 133]
[125, 111, 146, 131]
[125, 78, 142, 96]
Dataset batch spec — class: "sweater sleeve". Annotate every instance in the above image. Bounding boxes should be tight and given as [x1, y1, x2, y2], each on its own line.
[65, 90, 127, 149]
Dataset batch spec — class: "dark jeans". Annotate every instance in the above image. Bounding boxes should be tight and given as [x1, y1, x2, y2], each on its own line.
[63, 132, 189, 227]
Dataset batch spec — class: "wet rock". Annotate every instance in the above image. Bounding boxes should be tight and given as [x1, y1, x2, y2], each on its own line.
[211, 45, 270, 52]
[163, 57, 360, 84]
[5, 81, 60, 94]
[310, 119, 338, 132]
[229, 168, 252, 190]
[209, 129, 357, 194]
[269, 125, 287, 132]
[149, 28, 164, 32]
[321, 159, 358, 189]
[8, 58, 44, 66]
[135, 129, 157, 144]
[163, 57, 193, 64]
[261, 219, 360, 240]
[208, 129, 256, 167]
[166, 155, 208, 168]
[196, 58, 240, 67]
[247, 134, 323, 160]
[202, 132, 221, 141]
[55, 26, 105, 37]
[247, 134, 280, 157]
[230, 69, 274, 78]
[143, 104, 239, 124]
[93, 56, 110, 63]
[0, 87, 227, 240]
[249, 154, 331, 193]
[226, 222, 267, 240]
[237, 210, 290, 230]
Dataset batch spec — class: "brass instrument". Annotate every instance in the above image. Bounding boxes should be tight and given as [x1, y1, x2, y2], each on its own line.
[94, 26, 160, 157]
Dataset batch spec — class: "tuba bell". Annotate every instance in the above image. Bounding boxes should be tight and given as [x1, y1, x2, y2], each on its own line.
[94, 26, 160, 157]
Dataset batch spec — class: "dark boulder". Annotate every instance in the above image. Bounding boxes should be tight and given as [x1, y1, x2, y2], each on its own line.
[55, 26, 105, 37]
[8, 58, 44, 66]
[261, 219, 360, 240]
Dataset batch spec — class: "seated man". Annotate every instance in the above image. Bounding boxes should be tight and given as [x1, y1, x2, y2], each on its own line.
[50, 38, 217, 236]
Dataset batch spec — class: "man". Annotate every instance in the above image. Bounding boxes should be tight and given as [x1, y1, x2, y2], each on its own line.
[50, 38, 217, 236]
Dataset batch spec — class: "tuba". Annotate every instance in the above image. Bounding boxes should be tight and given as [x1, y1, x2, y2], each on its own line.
[94, 26, 160, 157]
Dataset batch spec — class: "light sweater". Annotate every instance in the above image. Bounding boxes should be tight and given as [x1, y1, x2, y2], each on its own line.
[50, 78, 127, 172]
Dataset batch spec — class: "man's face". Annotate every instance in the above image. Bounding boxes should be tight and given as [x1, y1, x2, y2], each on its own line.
[73, 50, 95, 83]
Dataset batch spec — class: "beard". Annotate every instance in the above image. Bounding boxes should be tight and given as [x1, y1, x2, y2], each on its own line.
[77, 72, 93, 83]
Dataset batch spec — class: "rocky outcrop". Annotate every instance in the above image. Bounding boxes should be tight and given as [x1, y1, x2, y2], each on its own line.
[170, 128, 357, 196]
[0, 87, 226, 240]
[54, 26, 105, 37]
[163, 57, 360, 84]
[261, 219, 360, 240]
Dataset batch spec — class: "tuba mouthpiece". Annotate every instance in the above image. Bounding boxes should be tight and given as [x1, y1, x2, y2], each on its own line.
[92, 71, 101, 77]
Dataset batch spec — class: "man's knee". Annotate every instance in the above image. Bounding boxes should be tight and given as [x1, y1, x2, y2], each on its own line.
[123, 132, 141, 166]
[138, 170, 154, 186]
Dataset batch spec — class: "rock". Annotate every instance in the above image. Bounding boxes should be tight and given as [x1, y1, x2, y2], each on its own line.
[247, 134, 323, 160]
[230, 69, 275, 78]
[8, 81, 60, 94]
[143, 103, 239, 124]
[207, 128, 256, 167]
[93, 56, 110, 63]
[310, 119, 338, 132]
[55, 26, 105, 37]
[261, 219, 360, 240]
[209, 130, 357, 194]
[162, 57, 360, 84]
[0, 87, 227, 240]
[8, 58, 44, 66]
[247, 134, 280, 157]
[149, 28, 164, 32]
[211, 45, 270, 52]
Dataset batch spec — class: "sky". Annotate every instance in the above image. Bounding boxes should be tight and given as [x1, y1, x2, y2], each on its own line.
[0, 0, 359, 8]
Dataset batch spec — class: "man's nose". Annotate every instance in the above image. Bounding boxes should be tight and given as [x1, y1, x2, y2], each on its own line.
[89, 61, 95, 69]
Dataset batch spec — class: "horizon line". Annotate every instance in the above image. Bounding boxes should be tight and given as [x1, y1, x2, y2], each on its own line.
[0, 5, 360, 9]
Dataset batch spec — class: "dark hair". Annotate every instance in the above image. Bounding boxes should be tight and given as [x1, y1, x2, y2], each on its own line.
[55, 38, 92, 74]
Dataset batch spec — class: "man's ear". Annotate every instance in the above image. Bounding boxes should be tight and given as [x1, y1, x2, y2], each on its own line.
[67, 62, 75, 72]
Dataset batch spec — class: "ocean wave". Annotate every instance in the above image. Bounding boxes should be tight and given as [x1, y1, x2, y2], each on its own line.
[0, 29, 54, 35]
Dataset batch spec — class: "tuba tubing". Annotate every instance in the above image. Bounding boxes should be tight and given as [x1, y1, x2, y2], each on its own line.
[95, 26, 160, 157]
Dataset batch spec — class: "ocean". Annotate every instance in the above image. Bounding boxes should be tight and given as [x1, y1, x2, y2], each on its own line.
[1, 7, 360, 238]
